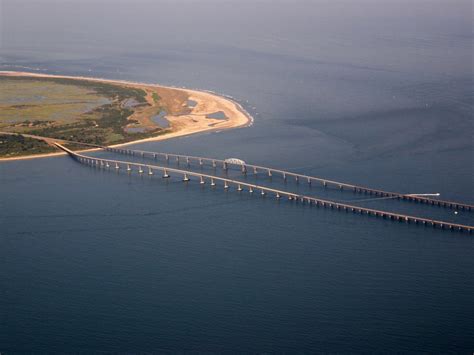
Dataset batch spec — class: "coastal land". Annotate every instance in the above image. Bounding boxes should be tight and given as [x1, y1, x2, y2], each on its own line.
[0, 71, 251, 160]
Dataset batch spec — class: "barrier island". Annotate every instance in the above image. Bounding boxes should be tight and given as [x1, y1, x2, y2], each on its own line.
[0, 72, 251, 159]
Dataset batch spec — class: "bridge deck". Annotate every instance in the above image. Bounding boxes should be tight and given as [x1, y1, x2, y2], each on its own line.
[103, 147, 474, 211]
[55, 143, 473, 234]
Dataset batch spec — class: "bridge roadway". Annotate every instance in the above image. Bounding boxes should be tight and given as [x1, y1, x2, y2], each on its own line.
[7, 132, 471, 212]
[55, 143, 473, 233]
[102, 146, 474, 212]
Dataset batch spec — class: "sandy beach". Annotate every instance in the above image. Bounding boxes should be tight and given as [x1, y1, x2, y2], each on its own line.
[0, 71, 252, 161]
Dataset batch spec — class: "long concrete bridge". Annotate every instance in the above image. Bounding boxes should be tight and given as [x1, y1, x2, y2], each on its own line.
[103, 146, 474, 212]
[11, 132, 470, 212]
[55, 143, 473, 234]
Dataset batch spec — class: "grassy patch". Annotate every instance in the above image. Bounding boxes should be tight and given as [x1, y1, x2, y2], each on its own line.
[152, 92, 161, 103]
[0, 76, 169, 156]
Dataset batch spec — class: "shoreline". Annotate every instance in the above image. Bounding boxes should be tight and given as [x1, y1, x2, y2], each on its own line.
[0, 71, 253, 162]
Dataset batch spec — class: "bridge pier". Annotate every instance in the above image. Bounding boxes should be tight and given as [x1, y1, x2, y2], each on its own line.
[211, 178, 216, 186]
[253, 167, 258, 174]
[54, 143, 474, 234]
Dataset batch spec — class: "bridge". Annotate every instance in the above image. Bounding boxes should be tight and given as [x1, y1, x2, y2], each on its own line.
[103, 146, 474, 211]
[54, 142, 473, 234]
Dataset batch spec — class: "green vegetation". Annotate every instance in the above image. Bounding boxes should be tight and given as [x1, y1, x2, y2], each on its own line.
[0, 75, 168, 157]
[0, 134, 56, 157]
[0, 76, 147, 104]
[152, 92, 161, 103]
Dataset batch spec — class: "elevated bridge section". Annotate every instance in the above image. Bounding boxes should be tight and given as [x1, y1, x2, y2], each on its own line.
[104, 146, 474, 212]
[55, 143, 473, 234]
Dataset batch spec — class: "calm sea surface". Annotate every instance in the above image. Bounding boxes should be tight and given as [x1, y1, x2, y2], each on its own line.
[1, 0, 473, 352]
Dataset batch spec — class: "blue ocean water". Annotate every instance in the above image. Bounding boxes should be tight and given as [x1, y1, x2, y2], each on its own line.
[1, 0, 473, 352]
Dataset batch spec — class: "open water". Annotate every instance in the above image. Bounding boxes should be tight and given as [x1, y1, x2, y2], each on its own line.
[1, 0, 473, 352]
